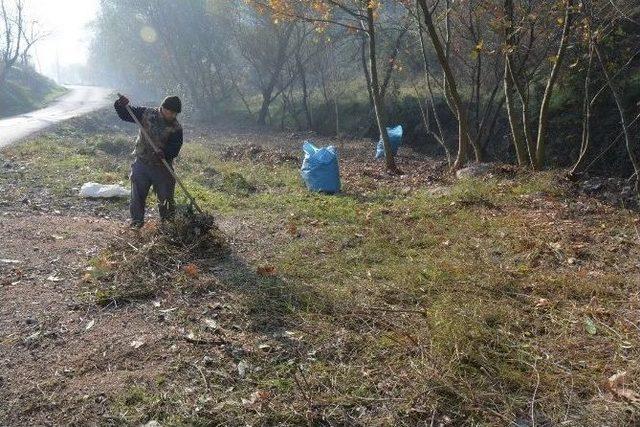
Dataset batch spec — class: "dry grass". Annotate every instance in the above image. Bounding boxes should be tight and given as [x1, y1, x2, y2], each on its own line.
[85, 215, 226, 307]
[1, 111, 639, 425]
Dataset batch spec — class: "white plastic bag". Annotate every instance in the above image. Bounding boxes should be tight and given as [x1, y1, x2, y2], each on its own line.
[79, 182, 130, 198]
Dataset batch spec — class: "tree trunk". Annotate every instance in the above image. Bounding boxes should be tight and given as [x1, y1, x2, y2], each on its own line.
[366, 5, 397, 173]
[534, 0, 574, 170]
[357, 34, 377, 137]
[417, 9, 449, 165]
[417, 0, 473, 169]
[594, 43, 640, 191]
[503, 0, 528, 165]
[0, 66, 6, 89]
[334, 97, 339, 136]
[296, 54, 313, 131]
[258, 86, 275, 126]
[505, 59, 529, 165]
[380, 25, 409, 100]
[569, 40, 594, 176]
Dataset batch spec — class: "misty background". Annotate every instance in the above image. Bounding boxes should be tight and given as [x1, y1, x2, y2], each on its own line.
[2, 0, 640, 175]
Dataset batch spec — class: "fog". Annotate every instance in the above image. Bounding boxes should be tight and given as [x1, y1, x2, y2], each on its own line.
[2, 0, 639, 174]
[29, 0, 99, 82]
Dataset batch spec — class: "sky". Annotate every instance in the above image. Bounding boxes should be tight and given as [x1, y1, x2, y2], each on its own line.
[28, 0, 100, 81]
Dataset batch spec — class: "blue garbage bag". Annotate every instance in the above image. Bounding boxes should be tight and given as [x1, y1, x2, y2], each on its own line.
[375, 125, 403, 159]
[301, 141, 341, 193]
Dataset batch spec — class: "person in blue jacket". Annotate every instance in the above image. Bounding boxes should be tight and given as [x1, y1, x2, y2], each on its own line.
[114, 94, 183, 229]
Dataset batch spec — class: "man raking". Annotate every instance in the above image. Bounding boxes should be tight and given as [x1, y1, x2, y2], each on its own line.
[114, 94, 183, 229]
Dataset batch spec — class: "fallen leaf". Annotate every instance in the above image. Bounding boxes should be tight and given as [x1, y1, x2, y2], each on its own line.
[184, 263, 199, 278]
[25, 331, 41, 342]
[608, 371, 640, 404]
[257, 265, 276, 277]
[585, 318, 597, 335]
[242, 389, 271, 408]
[258, 343, 271, 351]
[130, 339, 144, 349]
[237, 360, 250, 377]
[535, 298, 551, 308]
[548, 242, 562, 251]
[47, 275, 62, 282]
[615, 388, 640, 404]
[287, 222, 298, 237]
[608, 371, 627, 390]
[85, 320, 95, 331]
[204, 318, 218, 330]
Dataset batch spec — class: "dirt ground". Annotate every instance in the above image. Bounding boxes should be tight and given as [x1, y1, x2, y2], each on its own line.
[2, 117, 640, 425]
[0, 133, 452, 425]
[0, 210, 278, 424]
[0, 213, 127, 423]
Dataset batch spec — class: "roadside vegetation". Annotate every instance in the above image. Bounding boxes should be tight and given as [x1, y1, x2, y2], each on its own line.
[0, 66, 67, 118]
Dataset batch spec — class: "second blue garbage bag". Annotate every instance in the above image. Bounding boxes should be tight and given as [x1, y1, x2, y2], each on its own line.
[375, 125, 403, 159]
[301, 141, 341, 194]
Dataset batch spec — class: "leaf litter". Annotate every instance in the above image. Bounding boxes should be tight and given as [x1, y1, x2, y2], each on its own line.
[86, 205, 227, 306]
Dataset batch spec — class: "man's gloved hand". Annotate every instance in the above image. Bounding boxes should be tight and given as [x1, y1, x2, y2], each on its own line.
[154, 149, 166, 161]
[117, 94, 130, 106]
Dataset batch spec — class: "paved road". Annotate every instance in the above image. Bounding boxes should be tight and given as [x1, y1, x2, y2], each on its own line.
[0, 85, 112, 148]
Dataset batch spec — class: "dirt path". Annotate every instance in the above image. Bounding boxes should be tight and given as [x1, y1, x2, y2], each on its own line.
[0, 212, 190, 424]
[0, 210, 278, 425]
[0, 85, 112, 148]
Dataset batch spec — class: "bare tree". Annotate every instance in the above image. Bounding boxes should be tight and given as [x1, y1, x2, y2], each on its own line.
[0, 0, 24, 86]
[416, 0, 476, 169]
[235, 10, 297, 126]
[569, 0, 640, 179]
[249, 0, 401, 172]
[533, 0, 575, 169]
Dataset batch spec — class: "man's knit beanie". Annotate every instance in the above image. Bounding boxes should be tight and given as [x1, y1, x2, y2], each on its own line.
[162, 96, 182, 113]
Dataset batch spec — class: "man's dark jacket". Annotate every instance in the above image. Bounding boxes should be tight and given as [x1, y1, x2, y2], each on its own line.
[114, 100, 183, 164]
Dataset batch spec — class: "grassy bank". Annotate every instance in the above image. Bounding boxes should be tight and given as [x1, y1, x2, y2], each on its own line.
[0, 67, 67, 118]
[1, 113, 639, 425]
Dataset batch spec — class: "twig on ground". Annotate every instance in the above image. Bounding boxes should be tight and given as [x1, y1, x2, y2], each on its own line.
[194, 362, 210, 392]
[354, 306, 427, 315]
[528, 360, 541, 427]
[183, 335, 226, 346]
[293, 366, 313, 408]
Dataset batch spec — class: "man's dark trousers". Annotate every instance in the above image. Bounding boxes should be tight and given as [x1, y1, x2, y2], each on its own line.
[130, 159, 176, 224]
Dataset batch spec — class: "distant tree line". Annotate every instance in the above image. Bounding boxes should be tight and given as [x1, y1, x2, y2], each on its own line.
[89, 0, 640, 180]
